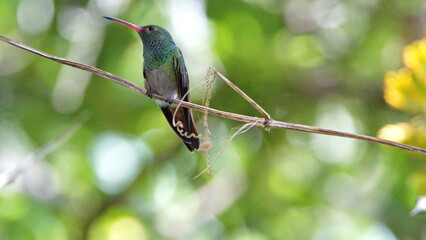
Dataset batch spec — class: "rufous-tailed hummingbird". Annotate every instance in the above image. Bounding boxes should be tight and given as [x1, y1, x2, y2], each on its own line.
[104, 16, 199, 151]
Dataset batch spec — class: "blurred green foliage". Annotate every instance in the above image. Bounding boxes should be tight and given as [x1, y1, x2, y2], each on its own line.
[1, 0, 426, 239]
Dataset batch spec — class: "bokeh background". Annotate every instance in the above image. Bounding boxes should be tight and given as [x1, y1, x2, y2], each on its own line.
[1, 0, 426, 239]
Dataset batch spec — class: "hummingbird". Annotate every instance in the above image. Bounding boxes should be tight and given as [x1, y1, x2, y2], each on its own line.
[104, 16, 199, 151]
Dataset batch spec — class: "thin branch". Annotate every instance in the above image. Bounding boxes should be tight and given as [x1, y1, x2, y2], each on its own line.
[193, 122, 258, 179]
[0, 112, 89, 189]
[215, 70, 272, 126]
[1, 35, 426, 154]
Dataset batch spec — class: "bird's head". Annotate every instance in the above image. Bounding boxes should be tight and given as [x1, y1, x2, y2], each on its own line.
[103, 16, 175, 46]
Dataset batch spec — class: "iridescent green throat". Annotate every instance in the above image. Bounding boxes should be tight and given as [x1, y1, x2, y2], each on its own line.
[143, 46, 175, 69]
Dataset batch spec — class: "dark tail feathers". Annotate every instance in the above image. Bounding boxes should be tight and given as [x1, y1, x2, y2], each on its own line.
[160, 106, 199, 151]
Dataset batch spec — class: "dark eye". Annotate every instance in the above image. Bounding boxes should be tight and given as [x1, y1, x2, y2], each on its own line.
[148, 26, 156, 31]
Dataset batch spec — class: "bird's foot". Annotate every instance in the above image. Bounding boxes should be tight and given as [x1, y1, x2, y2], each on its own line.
[166, 96, 175, 104]
[146, 89, 158, 98]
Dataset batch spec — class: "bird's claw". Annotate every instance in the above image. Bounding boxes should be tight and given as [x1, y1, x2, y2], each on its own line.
[146, 90, 153, 98]
[166, 97, 174, 104]
[146, 89, 158, 98]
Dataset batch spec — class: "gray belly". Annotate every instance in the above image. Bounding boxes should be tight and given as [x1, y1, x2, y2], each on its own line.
[145, 69, 179, 107]
[145, 69, 179, 97]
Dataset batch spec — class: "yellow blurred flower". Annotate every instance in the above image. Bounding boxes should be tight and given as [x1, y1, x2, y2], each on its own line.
[381, 38, 426, 147]
[404, 39, 426, 81]
[384, 39, 426, 112]
[378, 123, 413, 143]
[384, 69, 413, 110]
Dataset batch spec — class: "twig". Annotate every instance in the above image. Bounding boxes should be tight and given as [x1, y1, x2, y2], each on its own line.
[199, 68, 216, 152]
[191, 68, 269, 176]
[214, 70, 272, 128]
[0, 112, 89, 189]
[1, 35, 426, 154]
[192, 122, 258, 179]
